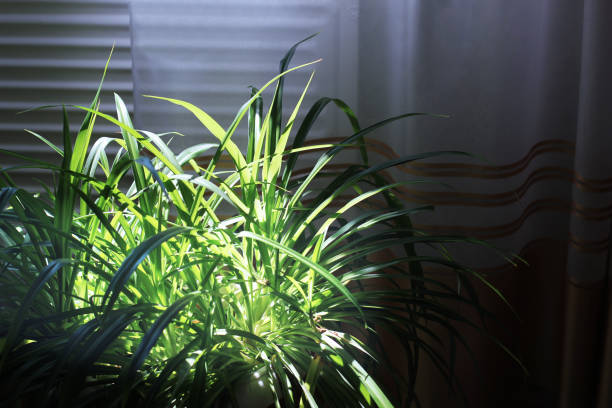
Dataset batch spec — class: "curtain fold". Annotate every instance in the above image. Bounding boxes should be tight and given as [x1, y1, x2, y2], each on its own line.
[563, 0, 612, 406]
[358, 1, 612, 406]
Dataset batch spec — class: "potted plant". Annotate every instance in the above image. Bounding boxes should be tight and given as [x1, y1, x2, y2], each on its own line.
[0, 37, 518, 407]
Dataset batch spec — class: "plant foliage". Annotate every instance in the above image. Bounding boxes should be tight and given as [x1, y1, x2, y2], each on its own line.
[0, 38, 515, 407]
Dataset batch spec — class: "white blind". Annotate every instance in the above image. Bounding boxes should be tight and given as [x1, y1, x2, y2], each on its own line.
[1, 0, 359, 190]
[130, 0, 358, 153]
[0, 0, 132, 191]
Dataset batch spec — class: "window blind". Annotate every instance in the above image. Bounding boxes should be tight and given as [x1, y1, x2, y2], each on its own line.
[0, 0, 132, 191]
[1, 0, 359, 191]
[130, 0, 358, 153]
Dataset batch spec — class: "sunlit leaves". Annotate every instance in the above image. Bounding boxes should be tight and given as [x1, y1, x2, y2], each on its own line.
[0, 35, 517, 408]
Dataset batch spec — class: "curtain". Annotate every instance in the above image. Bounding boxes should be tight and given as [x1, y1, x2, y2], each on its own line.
[357, 1, 612, 407]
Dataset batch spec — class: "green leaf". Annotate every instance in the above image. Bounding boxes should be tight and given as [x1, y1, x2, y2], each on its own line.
[247, 86, 263, 163]
[122, 294, 197, 385]
[176, 143, 218, 166]
[321, 334, 393, 408]
[135, 156, 169, 199]
[288, 112, 443, 211]
[140, 130, 183, 174]
[0, 259, 72, 371]
[270, 33, 317, 156]
[282, 97, 360, 188]
[69, 44, 113, 174]
[24, 129, 64, 157]
[238, 231, 365, 324]
[102, 227, 191, 311]
[59, 311, 138, 406]
[0, 187, 17, 212]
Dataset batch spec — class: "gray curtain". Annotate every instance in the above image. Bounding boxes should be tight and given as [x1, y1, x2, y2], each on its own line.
[358, 1, 612, 407]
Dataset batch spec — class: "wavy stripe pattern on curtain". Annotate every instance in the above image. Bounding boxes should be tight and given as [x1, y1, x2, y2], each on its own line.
[357, 1, 612, 407]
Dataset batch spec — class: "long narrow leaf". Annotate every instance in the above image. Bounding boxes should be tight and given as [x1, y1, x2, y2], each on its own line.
[102, 227, 191, 311]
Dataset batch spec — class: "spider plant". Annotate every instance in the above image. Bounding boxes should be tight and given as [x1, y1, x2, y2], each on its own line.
[0, 37, 518, 407]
